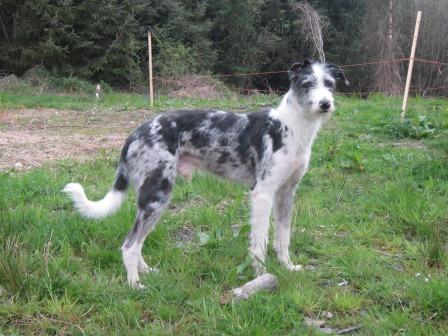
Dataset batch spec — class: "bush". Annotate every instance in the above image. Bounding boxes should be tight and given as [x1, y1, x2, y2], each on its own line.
[17, 66, 97, 94]
[155, 42, 205, 77]
[389, 115, 436, 140]
[22, 66, 52, 89]
[0, 74, 33, 92]
[156, 75, 235, 99]
[61, 77, 94, 94]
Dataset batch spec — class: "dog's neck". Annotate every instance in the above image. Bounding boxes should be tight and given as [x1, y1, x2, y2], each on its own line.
[271, 90, 326, 152]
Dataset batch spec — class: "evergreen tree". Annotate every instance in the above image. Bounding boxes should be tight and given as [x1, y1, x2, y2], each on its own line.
[208, 0, 264, 75]
[0, 0, 445, 92]
[140, 0, 216, 77]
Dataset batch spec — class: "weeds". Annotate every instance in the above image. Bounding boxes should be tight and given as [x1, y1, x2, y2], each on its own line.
[422, 219, 447, 268]
[319, 137, 341, 164]
[408, 274, 448, 319]
[388, 115, 436, 140]
[338, 150, 365, 172]
[0, 236, 31, 298]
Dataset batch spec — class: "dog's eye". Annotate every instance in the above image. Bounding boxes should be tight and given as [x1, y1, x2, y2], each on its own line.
[324, 80, 335, 89]
[301, 82, 312, 89]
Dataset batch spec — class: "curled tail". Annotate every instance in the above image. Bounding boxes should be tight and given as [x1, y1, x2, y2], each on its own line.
[62, 165, 129, 219]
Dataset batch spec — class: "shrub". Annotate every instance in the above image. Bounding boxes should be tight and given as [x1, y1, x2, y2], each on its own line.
[389, 115, 436, 140]
[338, 151, 366, 172]
[61, 77, 94, 94]
[20, 66, 95, 94]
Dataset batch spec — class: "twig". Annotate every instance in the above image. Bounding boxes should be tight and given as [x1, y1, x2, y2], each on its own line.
[294, 3, 328, 62]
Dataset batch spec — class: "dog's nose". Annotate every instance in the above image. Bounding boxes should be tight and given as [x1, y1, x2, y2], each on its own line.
[319, 100, 331, 112]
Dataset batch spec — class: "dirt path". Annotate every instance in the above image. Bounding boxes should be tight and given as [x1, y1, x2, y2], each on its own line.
[0, 108, 151, 170]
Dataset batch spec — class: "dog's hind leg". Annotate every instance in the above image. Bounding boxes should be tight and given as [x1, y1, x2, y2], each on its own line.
[122, 161, 176, 288]
[122, 209, 161, 288]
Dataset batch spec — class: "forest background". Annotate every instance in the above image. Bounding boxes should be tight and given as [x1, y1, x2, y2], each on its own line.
[0, 0, 447, 95]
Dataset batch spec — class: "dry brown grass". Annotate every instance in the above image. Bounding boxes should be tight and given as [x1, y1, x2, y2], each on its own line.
[157, 76, 233, 99]
[0, 107, 152, 170]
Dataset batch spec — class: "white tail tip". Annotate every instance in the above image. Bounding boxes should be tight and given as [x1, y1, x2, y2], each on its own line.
[62, 183, 125, 219]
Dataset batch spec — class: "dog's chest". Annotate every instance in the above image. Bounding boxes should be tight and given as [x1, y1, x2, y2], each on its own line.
[283, 124, 314, 155]
[271, 123, 317, 177]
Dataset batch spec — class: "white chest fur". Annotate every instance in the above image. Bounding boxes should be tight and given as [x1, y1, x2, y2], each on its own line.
[270, 90, 325, 174]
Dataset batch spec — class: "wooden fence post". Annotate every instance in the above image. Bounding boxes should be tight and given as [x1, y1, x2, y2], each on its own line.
[147, 29, 154, 109]
[401, 11, 422, 119]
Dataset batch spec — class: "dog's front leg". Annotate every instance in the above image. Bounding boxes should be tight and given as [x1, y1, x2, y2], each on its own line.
[274, 170, 302, 271]
[249, 189, 274, 275]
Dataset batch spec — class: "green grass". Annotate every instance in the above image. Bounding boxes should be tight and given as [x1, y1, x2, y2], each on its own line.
[1, 92, 448, 334]
[0, 90, 280, 112]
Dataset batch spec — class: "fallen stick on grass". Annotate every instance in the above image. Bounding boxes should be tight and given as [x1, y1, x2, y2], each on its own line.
[230, 273, 279, 302]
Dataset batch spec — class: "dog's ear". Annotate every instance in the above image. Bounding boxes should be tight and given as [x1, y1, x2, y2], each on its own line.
[326, 63, 351, 88]
[289, 63, 302, 73]
[289, 59, 314, 80]
[303, 58, 313, 67]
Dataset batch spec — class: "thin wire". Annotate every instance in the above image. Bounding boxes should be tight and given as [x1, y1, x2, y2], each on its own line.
[153, 57, 447, 82]
[413, 58, 448, 66]
[4, 57, 447, 131]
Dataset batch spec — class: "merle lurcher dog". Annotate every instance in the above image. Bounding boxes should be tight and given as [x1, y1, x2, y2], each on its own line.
[63, 59, 349, 288]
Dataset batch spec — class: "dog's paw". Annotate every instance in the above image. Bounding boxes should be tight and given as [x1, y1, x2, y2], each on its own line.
[128, 279, 146, 289]
[127, 273, 145, 289]
[139, 265, 158, 274]
[138, 257, 159, 274]
[133, 282, 146, 290]
[286, 263, 303, 271]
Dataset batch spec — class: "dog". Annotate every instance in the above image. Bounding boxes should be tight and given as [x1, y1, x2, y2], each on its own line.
[63, 59, 349, 288]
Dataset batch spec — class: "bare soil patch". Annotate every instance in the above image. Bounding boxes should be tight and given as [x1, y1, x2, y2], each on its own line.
[0, 108, 152, 170]
[377, 140, 427, 149]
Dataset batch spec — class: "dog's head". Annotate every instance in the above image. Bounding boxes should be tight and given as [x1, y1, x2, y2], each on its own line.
[288, 59, 350, 116]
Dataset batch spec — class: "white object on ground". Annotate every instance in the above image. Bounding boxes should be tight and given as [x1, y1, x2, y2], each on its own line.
[230, 273, 279, 302]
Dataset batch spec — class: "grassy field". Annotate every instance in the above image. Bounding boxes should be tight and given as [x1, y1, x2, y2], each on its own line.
[0, 89, 277, 112]
[1, 91, 448, 335]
